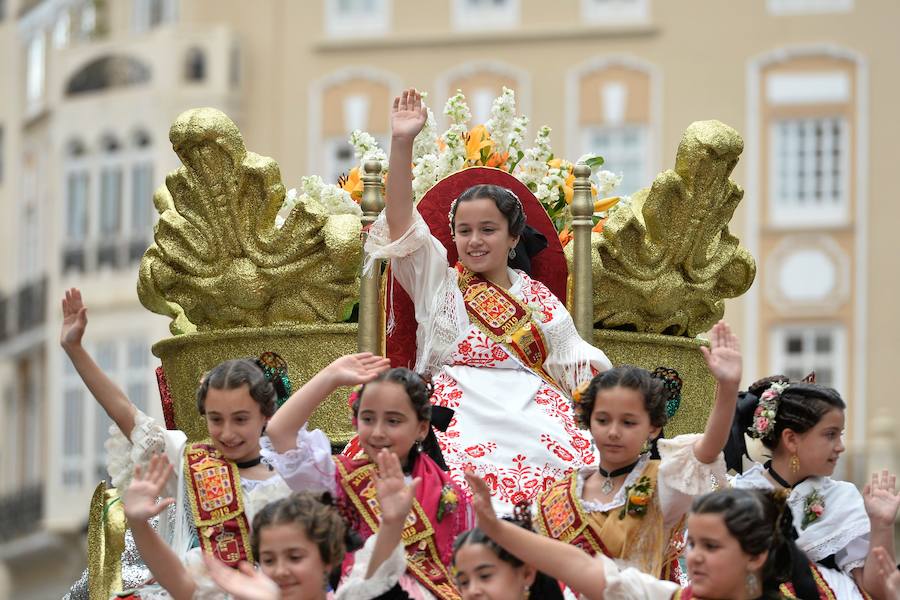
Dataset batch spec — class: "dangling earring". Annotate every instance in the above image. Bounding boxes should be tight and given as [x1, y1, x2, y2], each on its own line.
[745, 571, 760, 597]
[416, 439, 424, 453]
[523, 584, 531, 599]
[790, 454, 801, 475]
[508, 247, 517, 259]
[640, 438, 652, 455]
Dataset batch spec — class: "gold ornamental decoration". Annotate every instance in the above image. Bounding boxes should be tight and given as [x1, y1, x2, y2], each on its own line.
[578, 120, 756, 337]
[138, 108, 361, 334]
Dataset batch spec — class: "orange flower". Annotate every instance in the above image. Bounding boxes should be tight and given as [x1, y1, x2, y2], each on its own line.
[558, 228, 573, 247]
[465, 125, 494, 164]
[563, 170, 600, 205]
[486, 151, 509, 169]
[594, 196, 620, 213]
[592, 218, 607, 234]
[548, 158, 563, 169]
[629, 493, 650, 506]
[338, 167, 364, 202]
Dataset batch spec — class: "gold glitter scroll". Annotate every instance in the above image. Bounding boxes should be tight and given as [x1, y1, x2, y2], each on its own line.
[87, 482, 126, 600]
[571, 120, 756, 337]
[138, 108, 361, 334]
[153, 324, 359, 444]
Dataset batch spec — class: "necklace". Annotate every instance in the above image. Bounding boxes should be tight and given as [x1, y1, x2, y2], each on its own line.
[597, 458, 641, 494]
[235, 456, 263, 470]
[765, 461, 807, 489]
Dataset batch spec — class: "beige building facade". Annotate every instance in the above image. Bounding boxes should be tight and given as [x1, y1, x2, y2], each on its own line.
[0, 0, 898, 597]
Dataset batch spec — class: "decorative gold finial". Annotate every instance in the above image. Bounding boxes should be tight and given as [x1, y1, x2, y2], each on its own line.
[585, 120, 756, 336]
[137, 108, 362, 334]
[570, 163, 594, 339]
[358, 160, 385, 353]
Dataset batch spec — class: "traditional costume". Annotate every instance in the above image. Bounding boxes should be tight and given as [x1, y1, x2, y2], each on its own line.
[732, 464, 873, 599]
[264, 425, 472, 600]
[533, 436, 725, 583]
[361, 167, 611, 514]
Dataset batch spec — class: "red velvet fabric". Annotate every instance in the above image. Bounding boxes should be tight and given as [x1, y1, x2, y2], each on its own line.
[385, 167, 568, 370]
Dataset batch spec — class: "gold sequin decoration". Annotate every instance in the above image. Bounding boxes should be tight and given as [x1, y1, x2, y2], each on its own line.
[593, 329, 715, 437]
[87, 482, 126, 600]
[567, 120, 756, 337]
[153, 324, 359, 444]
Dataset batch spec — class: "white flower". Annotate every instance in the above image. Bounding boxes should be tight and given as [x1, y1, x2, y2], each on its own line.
[349, 130, 388, 172]
[485, 87, 517, 155]
[595, 169, 622, 197]
[444, 90, 471, 126]
[293, 175, 362, 218]
[412, 153, 439, 202]
[436, 127, 466, 181]
[275, 187, 300, 229]
[508, 115, 529, 156]
[413, 106, 439, 162]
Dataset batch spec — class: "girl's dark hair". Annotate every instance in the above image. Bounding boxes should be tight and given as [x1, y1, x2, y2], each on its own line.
[450, 184, 527, 238]
[577, 365, 668, 429]
[352, 367, 449, 471]
[251, 492, 347, 567]
[691, 488, 797, 600]
[452, 507, 565, 600]
[732, 382, 846, 452]
[196, 358, 276, 418]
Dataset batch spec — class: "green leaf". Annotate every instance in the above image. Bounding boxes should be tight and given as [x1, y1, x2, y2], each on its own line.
[584, 155, 605, 169]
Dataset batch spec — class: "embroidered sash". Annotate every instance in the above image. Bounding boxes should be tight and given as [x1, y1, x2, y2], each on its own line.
[183, 442, 253, 566]
[779, 562, 872, 600]
[335, 458, 460, 600]
[456, 264, 555, 387]
[534, 473, 610, 557]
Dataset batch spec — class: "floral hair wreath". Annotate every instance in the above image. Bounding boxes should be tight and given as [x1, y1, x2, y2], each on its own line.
[747, 381, 788, 441]
[447, 186, 525, 228]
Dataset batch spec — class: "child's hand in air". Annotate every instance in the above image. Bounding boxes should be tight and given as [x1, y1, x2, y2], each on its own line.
[123, 454, 175, 523]
[324, 352, 391, 388]
[204, 555, 281, 600]
[700, 320, 742, 386]
[872, 547, 900, 600]
[864, 469, 900, 527]
[465, 471, 501, 537]
[60, 288, 88, 348]
[374, 449, 420, 526]
[391, 88, 427, 140]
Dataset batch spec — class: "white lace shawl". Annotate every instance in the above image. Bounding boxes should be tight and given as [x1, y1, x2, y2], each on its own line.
[364, 210, 611, 392]
[731, 463, 870, 572]
[335, 532, 438, 600]
[259, 424, 337, 494]
[589, 553, 681, 600]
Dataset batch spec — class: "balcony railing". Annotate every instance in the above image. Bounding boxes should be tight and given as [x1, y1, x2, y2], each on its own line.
[15, 276, 48, 334]
[0, 484, 43, 541]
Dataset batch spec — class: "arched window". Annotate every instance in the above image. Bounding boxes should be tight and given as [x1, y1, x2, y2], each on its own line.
[65, 55, 151, 96]
[184, 47, 206, 82]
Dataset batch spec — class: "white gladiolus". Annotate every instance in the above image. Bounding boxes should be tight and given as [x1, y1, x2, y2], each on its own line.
[444, 90, 471, 126]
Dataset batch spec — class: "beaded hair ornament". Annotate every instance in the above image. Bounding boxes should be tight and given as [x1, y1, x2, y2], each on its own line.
[570, 365, 683, 429]
[448, 186, 525, 229]
[747, 381, 788, 441]
[254, 351, 293, 408]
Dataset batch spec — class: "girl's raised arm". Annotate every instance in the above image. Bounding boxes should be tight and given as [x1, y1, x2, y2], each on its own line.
[464, 472, 607, 600]
[694, 320, 742, 464]
[60, 288, 136, 439]
[265, 352, 390, 453]
[385, 88, 427, 241]
[861, 470, 900, 598]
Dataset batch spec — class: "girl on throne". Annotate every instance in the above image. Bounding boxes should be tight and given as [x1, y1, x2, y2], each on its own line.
[360, 88, 612, 514]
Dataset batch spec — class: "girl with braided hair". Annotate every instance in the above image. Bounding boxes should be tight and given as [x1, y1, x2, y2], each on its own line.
[531, 321, 742, 583]
[467, 471, 805, 599]
[730, 379, 900, 599]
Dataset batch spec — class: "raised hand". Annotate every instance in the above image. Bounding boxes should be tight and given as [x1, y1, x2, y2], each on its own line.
[391, 88, 428, 141]
[864, 470, 900, 527]
[464, 471, 501, 537]
[700, 320, 742, 385]
[325, 353, 392, 388]
[204, 555, 281, 600]
[60, 288, 88, 348]
[374, 449, 420, 525]
[123, 454, 175, 522]
[872, 546, 900, 600]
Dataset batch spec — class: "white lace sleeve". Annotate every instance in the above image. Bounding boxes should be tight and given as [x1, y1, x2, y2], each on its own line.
[542, 309, 612, 397]
[259, 426, 336, 494]
[334, 533, 408, 600]
[835, 535, 869, 573]
[657, 434, 727, 529]
[592, 553, 680, 599]
[105, 408, 187, 494]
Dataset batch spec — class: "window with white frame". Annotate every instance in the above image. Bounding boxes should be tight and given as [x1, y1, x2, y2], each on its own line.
[61, 336, 154, 488]
[581, 0, 649, 23]
[453, 0, 519, 31]
[26, 33, 46, 112]
[767, 0, 852, 15]
[769, 116, 848, 226]
[770, 325, 846, 393]
[325, 0, 390, 37]
[582, 124, 649, 196]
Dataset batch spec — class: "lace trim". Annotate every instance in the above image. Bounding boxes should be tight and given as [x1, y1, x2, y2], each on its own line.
[799, 518, 869, 564]
[335, 534, 409, 600]
[657, 434, 726, 496]
[415, 268, 467, 377]
[363, 210, 431, 274]
[259, 427, 336, 493]
[106, 409, 167, 491]
[242, 476, 292, 525]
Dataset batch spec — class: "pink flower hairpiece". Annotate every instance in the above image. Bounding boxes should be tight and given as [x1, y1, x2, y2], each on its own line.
[747, 381, 788, 440]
